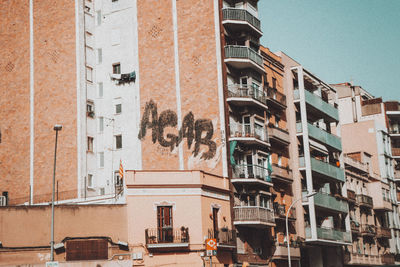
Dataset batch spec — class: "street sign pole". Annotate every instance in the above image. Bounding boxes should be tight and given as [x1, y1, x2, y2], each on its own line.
[210, 255, 212, 267]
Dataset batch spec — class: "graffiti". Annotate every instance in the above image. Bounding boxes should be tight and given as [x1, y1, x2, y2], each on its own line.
[138, 100, 217, 160]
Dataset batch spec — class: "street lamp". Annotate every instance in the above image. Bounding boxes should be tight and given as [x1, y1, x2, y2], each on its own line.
[286, 191, 317, 267]
[50, 125, 62, 262]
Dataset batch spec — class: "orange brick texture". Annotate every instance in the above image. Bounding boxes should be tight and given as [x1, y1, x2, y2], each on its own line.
[0, 0, 78, 204]
[137, 0, 224, 176]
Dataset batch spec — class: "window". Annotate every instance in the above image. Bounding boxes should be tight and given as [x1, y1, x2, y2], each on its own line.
[275, 116, 280, 128]
[272, 77, 277, 89]
[115, 103, 122, 114]
[87, 136, 94, 152]
[112, 63, 121, 74]
[98, 82, 103, 98]
[157, 206, 173, 243]
[87, 101, 95, 118]
[87, 174, 94, 188]
[97, 48, 102, 64]
[99, 152, 104, 167]
[115, 135, 122, 149]
[99, 117, 104, 132]
[114, 171, 122, 186]
[86, 66, 93, 82]
[96, 10, 101, 25]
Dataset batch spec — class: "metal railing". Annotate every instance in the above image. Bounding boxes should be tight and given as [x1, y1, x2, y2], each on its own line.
[347, 190, 356, 202]
[208, 228, 236, 247]
[227, 84, 267, 106]
[230, 123, 269, 143]
[231, 164, 271, 182]
[225, 45, 263, 67]
[376, 226, 391, 238]
[360, 224, 376, 235]
[267, 88, 287, 107]
[273, 202, 296, 219]
[145, 227, 189, 245]
[356, 194, 373, 207]
[222, 8, 261, 30]
[233, 206, 275, 224]
[350, 220, 360, 233]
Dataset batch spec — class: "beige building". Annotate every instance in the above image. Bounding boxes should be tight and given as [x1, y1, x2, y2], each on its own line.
[332, 83, 399, 265]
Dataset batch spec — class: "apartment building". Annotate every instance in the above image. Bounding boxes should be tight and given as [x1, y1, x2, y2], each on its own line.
[333, 83, 399, 265]
[279, 53, 351, 267]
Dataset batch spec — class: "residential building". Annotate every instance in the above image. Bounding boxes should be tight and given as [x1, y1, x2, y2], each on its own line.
[280, 53, 351, 267]
[333, 83, 398, 265]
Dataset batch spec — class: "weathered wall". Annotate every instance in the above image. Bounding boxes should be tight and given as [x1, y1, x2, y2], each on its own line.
[137, 0, 224, 175]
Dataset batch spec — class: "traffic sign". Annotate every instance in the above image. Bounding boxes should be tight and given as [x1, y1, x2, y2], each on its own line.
[206, 238, 217, 251]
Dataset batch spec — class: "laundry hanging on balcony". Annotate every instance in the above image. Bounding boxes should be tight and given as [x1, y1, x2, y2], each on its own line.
[110, 71, 136, 85]
[229, 140, 237, 166]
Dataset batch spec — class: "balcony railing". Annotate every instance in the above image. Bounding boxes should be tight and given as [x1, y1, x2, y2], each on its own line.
[376, 226, 391, 238]
[227, 84, 267, 106]
[360, 224, 376, 236]
[296, 122, 342, 151]
[233, 206, 275, 225]
[299, 156, 345, 183]
[225, 45, 263, 67]
[344, 156, 369, 173]
[145, 227, 189, 248]
[230, 123, 269, 143]
[268, 126, 290, 145]
[208, 228, 236, 247]
[313, 192, 349, 213]
[382, 254, 395, 264]
[392, 147, 400, 157]
[222, 8, 261, 31]
[267, 88, 287, 107]
[231, 164, 271, 183]
[356, 194, 373, 208]
[347, 190, 356, 202]
[294, 89, 339, 122]
[305, 226, 351, 243]
[270, 163, 292, 182]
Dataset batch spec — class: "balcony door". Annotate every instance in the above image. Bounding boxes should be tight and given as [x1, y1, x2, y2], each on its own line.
[157, 206, 173, 243]
[213, 207, 219, 238]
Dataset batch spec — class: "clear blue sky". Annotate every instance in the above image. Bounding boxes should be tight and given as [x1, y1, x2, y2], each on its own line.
[259, 0, 400, 101]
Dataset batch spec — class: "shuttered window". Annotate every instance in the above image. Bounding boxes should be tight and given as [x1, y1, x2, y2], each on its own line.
[66, 239, 108, 261]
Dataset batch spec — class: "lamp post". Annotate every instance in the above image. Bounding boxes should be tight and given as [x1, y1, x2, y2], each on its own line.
[286, 191, 317, 267]
[50, 125, 62, 262]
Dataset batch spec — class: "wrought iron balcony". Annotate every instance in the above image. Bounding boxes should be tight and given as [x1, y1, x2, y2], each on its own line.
[227, 84, 267, 108]
[145, 227, 189, 249]
[207, 228, 236, 248]
[356, 194, 373, 208]
[222, 8, 261, 33]
[233, 206, 275, 227]
[230, 123, 269, 147]
[231, 164, 272, 184]
[224, 45, 264, 73]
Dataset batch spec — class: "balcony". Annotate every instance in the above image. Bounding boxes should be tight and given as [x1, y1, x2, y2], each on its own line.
[230, 123, 269, 147]
[350, 221, 360, 235]
[145, 227, 189, 249]
[273, 202, 296, 220]
[296, 122, 342, 151]
[392, 147, 400, 158]
[299, 157, 345, 183]
[224, 45, 264, 73]
[312, 192, 349, 214]
[381, 254, 395, 264]
[233, 206, 275, 227]
[208, 228, 236, 248]
[227, 84, 268, 109]
[267, 88, 287, 108]
[222, 8, 262, 36]
[347, 190, 356, 203]
[356, 194, 373, 208]
[376, 226, 391, 239]
[360, 224, 376, 237]
[344, 156, 369, 174]
[270, 164, 292, 182]
[294, 89, 339, 122]
[345, 253, 381, 266]
[268, 126, 290, 145]
[305, 226, 351, 244]
[272, 243, 301, 260]
[231, 164, 272, 186]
